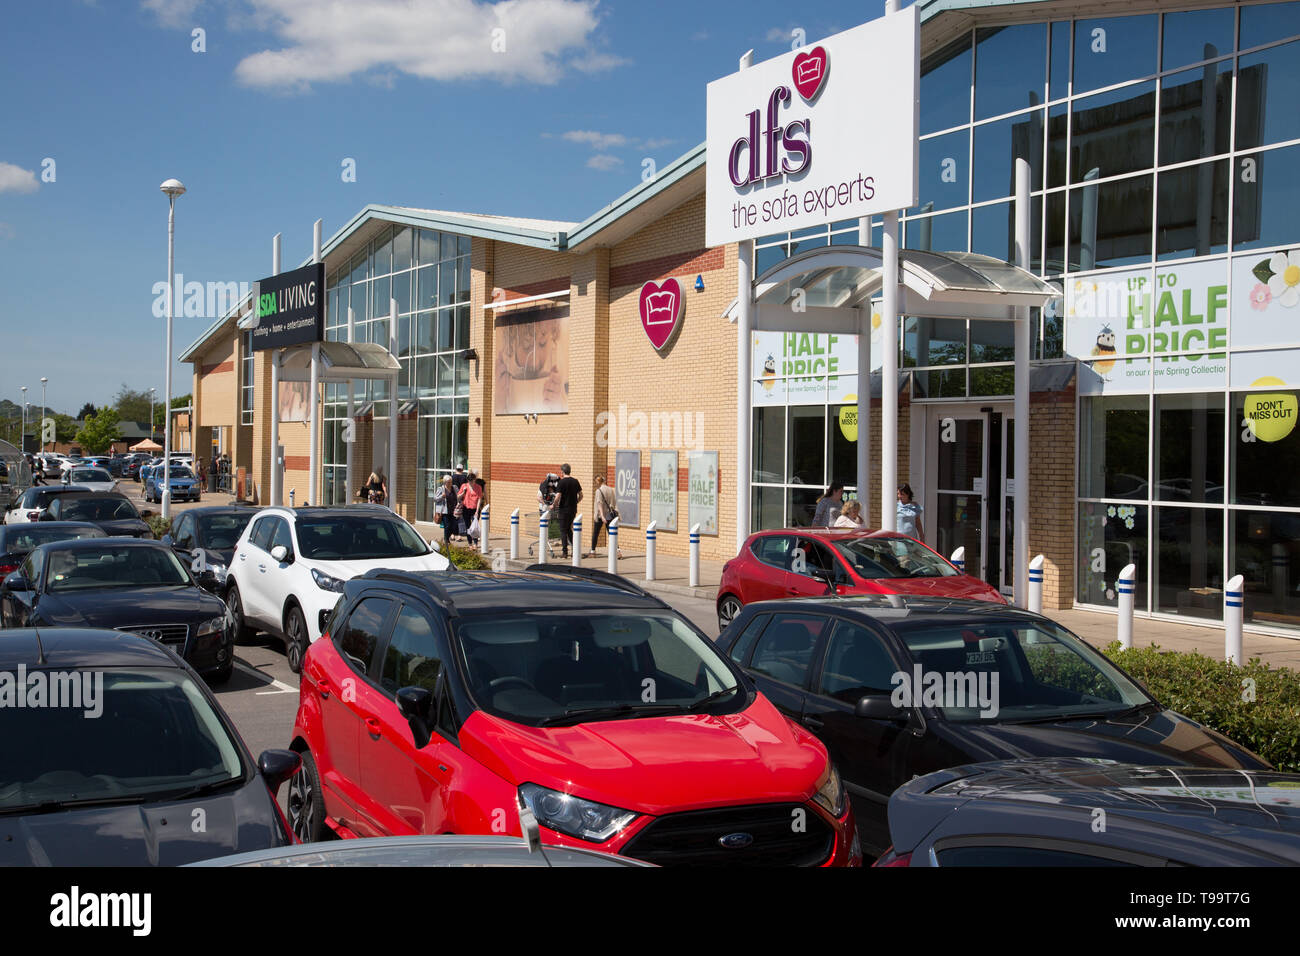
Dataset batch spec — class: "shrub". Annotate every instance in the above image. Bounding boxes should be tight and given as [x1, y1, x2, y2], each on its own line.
[146, 515, 172, 540]
[1103, 642, 1300, 773]
[443, 542, 490, 570]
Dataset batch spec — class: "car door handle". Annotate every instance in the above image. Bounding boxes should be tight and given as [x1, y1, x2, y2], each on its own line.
[317, 677, 332, 699]
[804, 715, 825, 730]
[365, 717, 382, 740]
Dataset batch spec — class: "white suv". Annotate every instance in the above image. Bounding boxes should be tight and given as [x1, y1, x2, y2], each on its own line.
[224, 505, 450, 672]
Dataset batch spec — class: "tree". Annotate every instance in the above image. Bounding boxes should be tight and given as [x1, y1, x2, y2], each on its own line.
[113, 385, 155, 424]
[154, 393, 192, 430]
[75, 408, 122, 454]
[77, 402, 98, 420]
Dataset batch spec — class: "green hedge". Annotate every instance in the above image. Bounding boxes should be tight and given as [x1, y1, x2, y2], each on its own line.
[442, 543, 491, 570]
[1103, 642, 1300, 773]
[146, 515, 172, 539]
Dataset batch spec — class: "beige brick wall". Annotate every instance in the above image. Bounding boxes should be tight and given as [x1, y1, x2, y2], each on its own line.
[1030, 383, 1077, 610]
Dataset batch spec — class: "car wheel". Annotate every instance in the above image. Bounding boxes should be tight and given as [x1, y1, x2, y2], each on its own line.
[285, 605, 308, 674]
[287, 748, 325, 843]
[717, 594, 743, 632]
[225, 583, 255, 642]
[207, 660, 233, 686]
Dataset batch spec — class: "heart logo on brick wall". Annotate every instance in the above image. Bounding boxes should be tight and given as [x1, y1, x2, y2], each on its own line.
[791, 46, 828, 101]
[639, 278, 684, 351]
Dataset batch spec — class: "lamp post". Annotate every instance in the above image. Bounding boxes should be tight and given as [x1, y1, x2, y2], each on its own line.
[40, 377, 47, 452]
[150, 387, 157, 443]
[19, 386, 26, 453]
[160, 178, 186, 520]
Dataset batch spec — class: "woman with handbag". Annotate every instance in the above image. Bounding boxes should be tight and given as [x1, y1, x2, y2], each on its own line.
[585, 474, 622, 558]
[434, 475, 454, 547]
[458, 471, 484, 550]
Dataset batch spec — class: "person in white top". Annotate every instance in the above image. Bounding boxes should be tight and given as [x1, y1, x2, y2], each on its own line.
[832, 499, 865, 528]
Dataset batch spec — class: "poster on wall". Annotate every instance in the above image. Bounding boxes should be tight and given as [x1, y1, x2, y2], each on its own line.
[614, 450, 640, 528]
[751, 325, 882, 405]
[1231, 249, 1300, 350]
[649, 450, 678, 532]
[688, 450, 719, 537]
[278, 381, 310, 422]
[494, 304, 569, 414]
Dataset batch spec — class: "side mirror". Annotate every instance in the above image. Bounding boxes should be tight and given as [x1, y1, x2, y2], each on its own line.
[3, 571, 30, 592]
[855, 694, 906, 721]
[270, 544, 291, 563]
[397, 686, 434, 749]
[257, 749, 302, 791]
[428, 539, 442, 552]
[160, 534, 174, 547]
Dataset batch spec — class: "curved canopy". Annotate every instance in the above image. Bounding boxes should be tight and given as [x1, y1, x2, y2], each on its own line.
[278, 340, 401, 383]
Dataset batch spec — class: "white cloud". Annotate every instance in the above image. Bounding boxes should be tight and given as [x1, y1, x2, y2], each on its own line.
[639, 137, 674, 150]
[229, 0, 619, 90]
[141, 0, 203, 28]
[765, 26, 793, 43]
[0, 163, 39, 194]
[562, 130, 628, 150]
[586, 154, 622, 171]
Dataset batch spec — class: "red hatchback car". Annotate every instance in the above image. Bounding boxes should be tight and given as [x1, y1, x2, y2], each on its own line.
[289, 566, 860, 866]
[717, 529, 1006, 631]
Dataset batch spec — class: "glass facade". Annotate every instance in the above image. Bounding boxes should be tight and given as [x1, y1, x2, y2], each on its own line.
[322, 225, 471, 514]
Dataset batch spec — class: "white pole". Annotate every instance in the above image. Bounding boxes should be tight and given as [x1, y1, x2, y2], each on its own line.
[510, 507, 520, 560]
[269, 234, 283, 507]
[1224, 573, 1244, 665]
[346, 306, 355, 503]
[858, 216, 872, 521]
[307, 220, 323, 506]
[880, 211, 899, 531]
[1013, 158, 1032, 608]
[735, 48, 755, 552]
[571, 514, 582, 567]
[387, 297, 398, 513]
[480, 503, 490, 555]
[645, 520, 658, 582]
[950, 546, 965, 574]
[1117, 562, 1137, 649]
[161, 193, 176, 520]
[537, 508, 550, 565]
[607, 517, 620, 575]
[1028, 553, 1045, 614]
[689, 522, 701, 588]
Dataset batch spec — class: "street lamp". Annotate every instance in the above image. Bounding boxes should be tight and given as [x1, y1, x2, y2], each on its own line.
[160, 178, 186, 520]
[150, 387, 157, 443]
[19, 386, 26, 453]
[40, 377, 47, 452]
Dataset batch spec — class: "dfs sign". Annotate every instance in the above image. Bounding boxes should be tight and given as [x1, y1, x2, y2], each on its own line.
[705, 10, 919, 247]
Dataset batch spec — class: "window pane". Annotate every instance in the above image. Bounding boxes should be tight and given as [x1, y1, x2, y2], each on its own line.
[936, 419, 984, 490]
[1237, 39, 1300, 150]
[787, 486, 820, 528]
[1156, 161, 1228, 260]
[921, 36, 972, 134]
[381, 607, 442, 695]
[1232, 389, 1300, 506]
[975, 24, 1047, 120]
[392, 227, 413, 273]
[905, 317, 966, 367]
[392, 270, 412, 316]
[454, 417, 468, 468]
[1158, 61, 1232, 166]
[374, 229, 393, 276]
[436, 417, 452, 471]
[905, 210, 967, 253]
[436, 354, 455, 396]
[827, 404, 857, 489]
[1046, 102, 1068, 189]
[1239, 1, 1300, 51]
[418, 229, 439, 266]
[1069, 174, 1154, 270]
[456, 257, 472, 303]
[1045, 189, 1067, 272]
[457, 235, 471, 258]
[751, 485, 785, 530]
[973, 111, 1041, 203]
[416, 312, 435, 354]
[750, 614, 828, 687]
[1154, 505, 1224, 619]
[1077, 501, 1149, 609]
[1071, 82, 1155, 183]
[1233, 144, 1300, 251]
[913, 129, 968, 213]
[455, 305, 470, 351]
[439, 261, 454, 308]
[1230, 509, 1300, 629]
[1080, 395, 1149, 499]
[819, 622, 898, 700]
[1049, 21, 1070, 101]
[917, 367, 967, 399]
[971, 202, 1012, 260]
[1072, 15, 1157, 95]
[372, 275, 390, 318]
[1155, 393, 1224, 501]
[753, 406, 784, 483]
[787, 406, 825, 486]
[438, 310, 454, 351]
[351, 281, 369, 322]
[416, 266, 436, 312]
[970, 365, 1014, 397]
[1161, 8, 1234, 70]
[971, 320, 1015, 363]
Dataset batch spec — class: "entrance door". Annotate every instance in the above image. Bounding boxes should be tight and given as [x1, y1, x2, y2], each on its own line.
[928, 405, 1014, 592]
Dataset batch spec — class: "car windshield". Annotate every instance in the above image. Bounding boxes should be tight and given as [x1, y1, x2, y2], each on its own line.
[45, 545, 191, 591]
[455, 610, 741, 726]
[296, 514, 428, 560]
[59, 498, 139, 522]
[198, 513, 253, 550]
[896, 620, 1151, 723]
[834, 536, 957, 579]
[166, 467, 194, 479]
[0, 668, 244, 811]
[4, 526, 104, 552]
[69, 469, 111, 483]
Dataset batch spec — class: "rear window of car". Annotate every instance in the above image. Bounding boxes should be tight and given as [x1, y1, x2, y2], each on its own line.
[59, 497, 139, 522]
[4, 526, 104, 551]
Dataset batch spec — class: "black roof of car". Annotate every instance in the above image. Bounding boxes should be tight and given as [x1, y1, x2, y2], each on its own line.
[180, 505, 259, 517]
[0, 521, 105, 542]
[49, 491, 132, 501]
[355, 567, 669, 616]
[740, 594, 1039, 629]
[29, 536, 165, 553]
[0, 627, 180, 670]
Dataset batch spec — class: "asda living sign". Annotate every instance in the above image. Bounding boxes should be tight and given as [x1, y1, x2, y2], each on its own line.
[250, 263, 326, 351]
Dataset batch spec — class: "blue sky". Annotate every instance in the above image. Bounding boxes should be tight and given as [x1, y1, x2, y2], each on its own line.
[0, 0, 915, 415]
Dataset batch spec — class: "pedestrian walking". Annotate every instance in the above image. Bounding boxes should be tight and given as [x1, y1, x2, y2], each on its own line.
[364, 468, 388, 505]
[434, 475, 455, 546]
[896, 483, 924, 540]
[458, 470, 484, 550]
[833, 498, 865, 528]
[812, 483, 845, 527]
[553, 463, 582, 559]
[586, 474, 622, 558]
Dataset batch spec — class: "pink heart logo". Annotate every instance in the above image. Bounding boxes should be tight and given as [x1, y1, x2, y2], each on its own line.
[639, 279, 684, 351]
[791, 46, 828, 101]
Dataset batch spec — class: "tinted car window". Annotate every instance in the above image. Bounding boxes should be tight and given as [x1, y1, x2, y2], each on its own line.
[381, 606, 443, 695]
[198, 513, 252, 550]
[818, 621, 898, 702]
[337, 597, 393, 675]
[296, 515, 428, 560]
[749, 614, 829, 688]
[46, 546, 190, 592]
[834, 536, 957, 579]
[728, 613, 769, 664]
[269, 519, 294, 555]
[752, 534, 797, 570]
[795, 537, 847, 580]
[170, 515, 193, 549]
[249, 517, 276, 551]
[56, 498, 139, 522]
[2, 525, 105, 553]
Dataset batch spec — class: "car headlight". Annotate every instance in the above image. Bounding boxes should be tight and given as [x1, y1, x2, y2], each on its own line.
[196, 610, 231, 638]
[208, 561, 228, 584]
[812, 763, 847, 818]
[311, 568, 347, 593]
[517, 783, 638, 843]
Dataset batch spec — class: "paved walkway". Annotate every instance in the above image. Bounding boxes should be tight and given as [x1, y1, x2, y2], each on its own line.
[479, 530, 1300, 670]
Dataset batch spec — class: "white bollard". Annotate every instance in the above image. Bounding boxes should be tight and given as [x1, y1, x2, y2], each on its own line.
[1028, 554, 1045, 614]
[950, 546, 965, 574]
[645, 520, 658, 582]
[480, 503, 489, 554]
[509, 508, 520, 561]
[572, 514, 582, 567]
[1117, 562, 1137, 650]
[689, 523, 701, 588]
[607, 517, 619, 575]
[537, 509, 550, 565]
[1225, 573, 1244, 665]
[289, 488, 296, 507]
